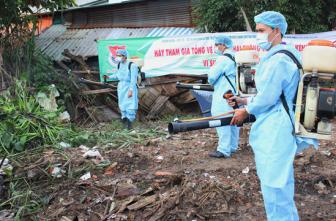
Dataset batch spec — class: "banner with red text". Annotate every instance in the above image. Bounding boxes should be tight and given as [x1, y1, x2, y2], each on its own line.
[98, 31, 336, 81]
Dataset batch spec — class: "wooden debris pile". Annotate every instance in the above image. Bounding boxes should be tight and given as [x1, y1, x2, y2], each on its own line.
[55, 49, 204, 124]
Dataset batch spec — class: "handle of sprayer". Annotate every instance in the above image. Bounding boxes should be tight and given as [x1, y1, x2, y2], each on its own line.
[223, 90, 239, 109]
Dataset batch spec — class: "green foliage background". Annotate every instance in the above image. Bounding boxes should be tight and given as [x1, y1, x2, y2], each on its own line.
[193, 0, 336, 33]
[0, 0, 78, 153]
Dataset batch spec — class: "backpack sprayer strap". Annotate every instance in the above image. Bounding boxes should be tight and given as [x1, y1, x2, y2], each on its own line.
[274, 50, 303, 136]
[118, 61, 144, 88]
[223, 74, 237, 94]
[280, 92, 295, 135]
[212, 53, 237, 93]
[117, 61, 134, 71]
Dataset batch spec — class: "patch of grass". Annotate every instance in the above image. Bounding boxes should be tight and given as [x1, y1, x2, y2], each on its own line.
[1, 147, 79, 220]
[88, 119, 166, 148]
[0, 179, 44, 220]
[0, 120, 165, 219]
[0, 111, 172, 220]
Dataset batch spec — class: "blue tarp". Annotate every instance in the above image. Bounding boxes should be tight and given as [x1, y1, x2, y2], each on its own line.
[191, 90, 213, 117]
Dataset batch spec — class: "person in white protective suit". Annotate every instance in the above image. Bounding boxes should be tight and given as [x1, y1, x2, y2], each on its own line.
[115, 49, 139, 129]
[208, 36, 240, 158]
[229, 11, 318, 221]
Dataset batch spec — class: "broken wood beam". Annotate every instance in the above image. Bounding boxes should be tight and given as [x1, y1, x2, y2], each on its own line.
[56, 60, 71, 72]
[154, 171, 175, 177]
[83, 106, 98, 123]
[127, 194, 157, 211]
[146, 96, 170, 119]
[144, 76, 201, 86]
[62, 49, 90, 71]
[148, 196, 179, 221]
[146, 95, 180, 119]
[80, 88, 115, 95]
[79, 77, 117, 89]
[71, 70, 99, 74]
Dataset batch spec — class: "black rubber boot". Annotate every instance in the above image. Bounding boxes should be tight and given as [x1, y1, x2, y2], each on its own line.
[126, 119, 132, 130]
[208, 151, 228, 158]
[121, 118, 127, 128]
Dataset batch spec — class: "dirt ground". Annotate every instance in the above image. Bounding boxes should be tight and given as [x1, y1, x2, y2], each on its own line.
[3, 121, 336, 221]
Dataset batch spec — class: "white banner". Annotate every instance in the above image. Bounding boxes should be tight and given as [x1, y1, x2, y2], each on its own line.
[142, 31, 336, 78]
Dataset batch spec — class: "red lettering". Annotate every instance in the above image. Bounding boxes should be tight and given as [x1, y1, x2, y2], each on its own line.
[203, 59, 208, 67]
[209, 59, 216, 67]
[181, 48, 190, 55]
[192, 47, 206, 55]
[154, 49, 165, 57]
[295, 44, 307, 52]
[203, 59, 216, 67]
[165, 48, 180, 56]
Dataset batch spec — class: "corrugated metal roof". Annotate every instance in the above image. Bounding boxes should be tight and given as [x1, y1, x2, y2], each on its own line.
[68, 0, 193, 29]
[36, 25, 195, 61]
[76, 0, 107, 6]
[71, 0, 144, 10]
[147, 27, 195, 37]
[35, 25, 67, 52]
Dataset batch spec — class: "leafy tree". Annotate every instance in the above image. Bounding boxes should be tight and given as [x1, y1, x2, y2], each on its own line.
[0, 0, 75, 83]
[193, 0, 336, 33]
[193, 0, 244, 32]
[0, 1, 80, 154]
[0, 0, 75, 47]
[262, 0, 336, 33]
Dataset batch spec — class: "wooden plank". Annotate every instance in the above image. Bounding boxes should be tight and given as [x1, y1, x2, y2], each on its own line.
[143, 75, 204, 86]
[156, 83, 181, 97]
[169, 74, 208, 79]
[127, 194, 157, 210]
[171, 90, 195, 104]
[72, 70, 99, 74]
[138, 87, 161, 111]
[160, 99, 181, 115]
[146, 96, 170, 119]
[81, 88, 115, 95]
[83, 106, 98, 123]
[79, 78, 117, 88]
[148, 196, 178, 221]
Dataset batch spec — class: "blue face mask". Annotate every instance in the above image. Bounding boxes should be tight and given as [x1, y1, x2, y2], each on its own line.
[256, 33, 272, 50]
[115, 56, 122, 62]
[256, 31, 280, 50]
[216, 47, 227, 55]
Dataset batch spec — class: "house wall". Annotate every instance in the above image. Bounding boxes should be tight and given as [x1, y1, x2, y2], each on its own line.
[65, 0, 194, 28]
[37, 15, 53, 33]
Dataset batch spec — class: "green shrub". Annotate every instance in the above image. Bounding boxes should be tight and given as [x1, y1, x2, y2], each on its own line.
[0, 80, 75, 153]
